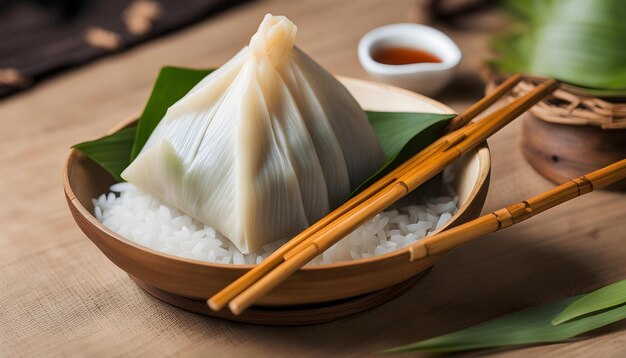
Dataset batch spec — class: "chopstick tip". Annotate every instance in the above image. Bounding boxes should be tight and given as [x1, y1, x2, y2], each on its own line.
[228, 301, 245, 316]
[207, 297, 224, 312]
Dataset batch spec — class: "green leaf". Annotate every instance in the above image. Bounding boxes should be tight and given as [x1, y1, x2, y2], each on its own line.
[491, 0, 626, 96]
[553, 280, 626, 325]
[367, 112, 453, 159]
[383, 290, 626, 353]
[72, 126, 137, 182]
[131, 66, 214, 160]
[349, 112, 454, 198]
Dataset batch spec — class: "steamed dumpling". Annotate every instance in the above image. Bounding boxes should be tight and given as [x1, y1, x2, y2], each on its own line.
[122, 14, 385, 253]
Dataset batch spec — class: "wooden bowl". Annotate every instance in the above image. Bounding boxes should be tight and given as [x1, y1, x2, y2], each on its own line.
[64, 77, 491, 325]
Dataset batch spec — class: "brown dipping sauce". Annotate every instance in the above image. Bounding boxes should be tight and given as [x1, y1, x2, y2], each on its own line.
[372, 47, 442, 65]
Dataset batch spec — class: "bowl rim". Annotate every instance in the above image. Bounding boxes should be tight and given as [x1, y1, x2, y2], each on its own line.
[63, 76, 490, 271]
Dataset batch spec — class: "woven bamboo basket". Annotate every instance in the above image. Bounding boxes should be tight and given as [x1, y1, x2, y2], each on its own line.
[484, 71, 626, 191]
[64, 77, 491, 325]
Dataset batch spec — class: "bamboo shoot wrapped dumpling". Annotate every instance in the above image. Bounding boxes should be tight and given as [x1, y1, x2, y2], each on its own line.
[122, 14, 385, 253]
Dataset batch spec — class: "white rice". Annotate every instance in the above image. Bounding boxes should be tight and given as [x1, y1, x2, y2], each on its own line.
[93, 176, 458, 265]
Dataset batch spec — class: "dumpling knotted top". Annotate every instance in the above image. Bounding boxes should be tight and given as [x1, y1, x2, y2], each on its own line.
[249, 15, 296, 68]
[122, 14, 385, 253]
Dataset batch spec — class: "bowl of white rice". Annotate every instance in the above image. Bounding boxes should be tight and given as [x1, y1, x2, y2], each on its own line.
[64, 78, 490, 324]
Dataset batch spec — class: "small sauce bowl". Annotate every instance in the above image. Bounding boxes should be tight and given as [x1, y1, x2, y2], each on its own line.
[358, 23, 461, 96]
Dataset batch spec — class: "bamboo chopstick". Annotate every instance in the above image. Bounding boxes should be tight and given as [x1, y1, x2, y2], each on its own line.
[406, 158, 626, 262]
[447, 74, 523, 131]
[226, 78, 558, 315]
[207, 74, 523, 312]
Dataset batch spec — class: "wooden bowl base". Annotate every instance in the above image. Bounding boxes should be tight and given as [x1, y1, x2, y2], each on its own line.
[131, 270, 429, 326]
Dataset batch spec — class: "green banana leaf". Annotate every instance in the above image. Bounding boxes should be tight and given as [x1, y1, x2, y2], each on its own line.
[491, 0, 626, 97]
[348, 112, 451, 198]
[72, 127, 136, 182]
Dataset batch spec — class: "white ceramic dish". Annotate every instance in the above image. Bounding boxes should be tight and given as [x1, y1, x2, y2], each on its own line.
[358, 23, 461, 96]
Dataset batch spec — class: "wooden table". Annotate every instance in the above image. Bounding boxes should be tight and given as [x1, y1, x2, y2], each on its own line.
[1, 0, 624, 356]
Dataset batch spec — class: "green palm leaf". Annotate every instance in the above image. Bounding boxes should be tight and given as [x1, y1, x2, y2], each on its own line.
[384, 280, 626, 353]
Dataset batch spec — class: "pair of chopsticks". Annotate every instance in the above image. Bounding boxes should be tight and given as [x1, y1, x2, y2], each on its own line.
[209, 74, 559, 315]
